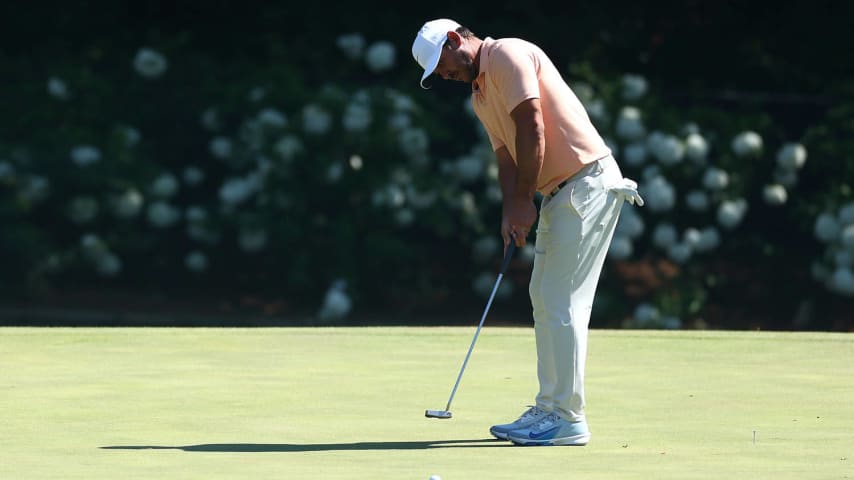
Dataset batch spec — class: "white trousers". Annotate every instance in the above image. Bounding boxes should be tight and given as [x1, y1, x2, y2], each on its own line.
[529, 155, 634, 421]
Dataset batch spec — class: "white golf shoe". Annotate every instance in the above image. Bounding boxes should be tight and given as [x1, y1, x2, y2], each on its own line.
[489, 406, 551, 440]
[507, 412, 591, 446]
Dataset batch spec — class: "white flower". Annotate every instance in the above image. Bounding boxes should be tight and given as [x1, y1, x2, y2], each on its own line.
[388, 89, 416, 112]
[80, 233, 106, 255]
[835, 250, 854, 268]
[133, 48, 168, 78]
[685, 190, 710, 212]
[248, 86, 267, 102]
[615, 206, 644, 239]
[717, 198, 748, 229]
[774, 167, 799, 188]
[681, 122, 701, 136]
[185, 251, 208, 272]
[21, 175, 50, 203]
[633, 303, 661, 328]
[586, 100, 608, 123]
[684, 133, 709, 163]
[838, 202, 854, 224]
[572, 82, 595, 104]
[841, 225, 854, 249]
[454, 155, 484, 182]
[209, 137, 233, 159]
[776, 143, 807, 170]
[200, 107, 220, 131]
[239, 227, 267, 252]
[337, 33, 366, 60]
[71, 145, 101, 167]
[68, 196, 99, 224]
[187, 223, 220, 245]
[274, 135, 304, 161]
[342, 101, 372, 132]
[406, 186, 437, 209]
[47, 76, 70, 100]
[326, 162, 344, 183]
[219, 175, 259, 206]
[616, 107, 646, 140]
[183, 166, 205, 186]
[640, 175, 676, 212]
[762, 184, 787, 206]
[118, 125, 141, 147]
[365, 41, 395, 72]
[111, 189, 143, 219]
[388, 112, 411, 131]
[349, 154, 364, 170]
[318, 279, 352, 321]
[185, 206, 207, 223]
[621, 74, 648, 101]
[394, 208, 415, 227]
[668, 242, 693, 263]
[519, 244, 536, 265]
[95, 252, 122, 277]
[702, 167, 729, 191]
[683, 228, 702, 248]
[696, 227, 721, 252]
[147, 201, 181, 228]
[647, 131, 685, 166]
[399, 127, 429, 158]
[257, 108, 288, 129]
[652, 223, 678, 250]
[0, 161, 15, 182]
[829, 267, 854, 295]
[731, 131, 763, 158]
[623, 143, 647, 167]
[472, 236, 501, 263]
[473, 271, 513, 299]
[814, 212, 840, 243]
[608, 235, 634, 260]
[151, 173, 179, 198]
[303, 104, 332, 135]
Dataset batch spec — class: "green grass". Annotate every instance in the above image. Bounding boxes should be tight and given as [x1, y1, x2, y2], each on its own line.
[1, 327, 852, 479]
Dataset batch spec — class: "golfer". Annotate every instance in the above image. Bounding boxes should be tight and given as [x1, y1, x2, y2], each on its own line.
[412, 19, 643, 446]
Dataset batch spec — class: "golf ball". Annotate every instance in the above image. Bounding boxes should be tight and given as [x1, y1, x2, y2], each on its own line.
[429, 476, 442, 480]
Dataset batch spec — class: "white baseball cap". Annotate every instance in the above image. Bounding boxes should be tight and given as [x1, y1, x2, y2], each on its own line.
[412, 18, 461, 89]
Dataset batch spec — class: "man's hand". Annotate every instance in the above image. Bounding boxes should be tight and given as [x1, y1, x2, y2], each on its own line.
[502, 195, 538, 248]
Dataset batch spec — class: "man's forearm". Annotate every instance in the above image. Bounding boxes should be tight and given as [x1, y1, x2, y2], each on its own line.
[514, 125, 544, 199]
[510, 99, 545, 199]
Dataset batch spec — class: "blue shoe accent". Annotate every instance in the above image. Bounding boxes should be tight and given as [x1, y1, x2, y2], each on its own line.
[507, 413, 591, 446]
[489, 406, 550, 440]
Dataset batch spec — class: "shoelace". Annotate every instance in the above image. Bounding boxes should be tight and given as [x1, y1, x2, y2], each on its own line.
[531, 413, 561, 430]
[519, 406, 544, 422]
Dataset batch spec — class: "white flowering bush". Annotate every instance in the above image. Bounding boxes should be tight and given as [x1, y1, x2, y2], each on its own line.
[568, 63, 853, 329]
[1, 33, 851, 329]
[0, 33, 511, 323]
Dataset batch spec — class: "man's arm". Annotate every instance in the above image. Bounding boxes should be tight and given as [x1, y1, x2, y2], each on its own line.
[502, 97, 545, 247]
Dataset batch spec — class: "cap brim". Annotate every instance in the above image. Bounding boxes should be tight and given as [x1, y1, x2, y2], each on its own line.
[419, 37, 446, 89]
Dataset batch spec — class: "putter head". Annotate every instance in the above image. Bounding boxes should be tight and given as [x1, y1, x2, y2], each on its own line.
[425, 409, 453, 419]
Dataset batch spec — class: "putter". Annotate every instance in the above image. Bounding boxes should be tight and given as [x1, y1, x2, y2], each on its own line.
[426, 240, 517, 419]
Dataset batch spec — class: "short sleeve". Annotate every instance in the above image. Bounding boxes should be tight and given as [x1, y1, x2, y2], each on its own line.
[489, 43, 541, 114]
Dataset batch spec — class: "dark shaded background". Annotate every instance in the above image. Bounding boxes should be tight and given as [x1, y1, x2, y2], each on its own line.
[1, 0, 852, 328]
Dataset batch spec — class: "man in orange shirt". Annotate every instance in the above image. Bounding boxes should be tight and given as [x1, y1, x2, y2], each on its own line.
[413, 19, 643, 446]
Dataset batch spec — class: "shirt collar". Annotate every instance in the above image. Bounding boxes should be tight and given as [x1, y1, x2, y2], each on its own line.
[472, 37, 495, 94]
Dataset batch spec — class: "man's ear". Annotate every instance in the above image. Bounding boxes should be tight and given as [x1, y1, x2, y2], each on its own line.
[446, 30, 462, 49]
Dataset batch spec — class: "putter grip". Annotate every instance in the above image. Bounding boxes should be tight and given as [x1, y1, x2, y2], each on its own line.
[500, 241, 516, 274]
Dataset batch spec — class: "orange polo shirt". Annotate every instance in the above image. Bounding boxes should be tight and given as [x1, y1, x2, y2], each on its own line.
[471, 37, 611, 195]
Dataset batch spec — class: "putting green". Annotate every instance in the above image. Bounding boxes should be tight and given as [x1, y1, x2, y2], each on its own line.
[1, 327, 851, 479]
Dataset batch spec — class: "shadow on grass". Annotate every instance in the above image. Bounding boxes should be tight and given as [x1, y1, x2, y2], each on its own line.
[101, 439, 510, 452]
